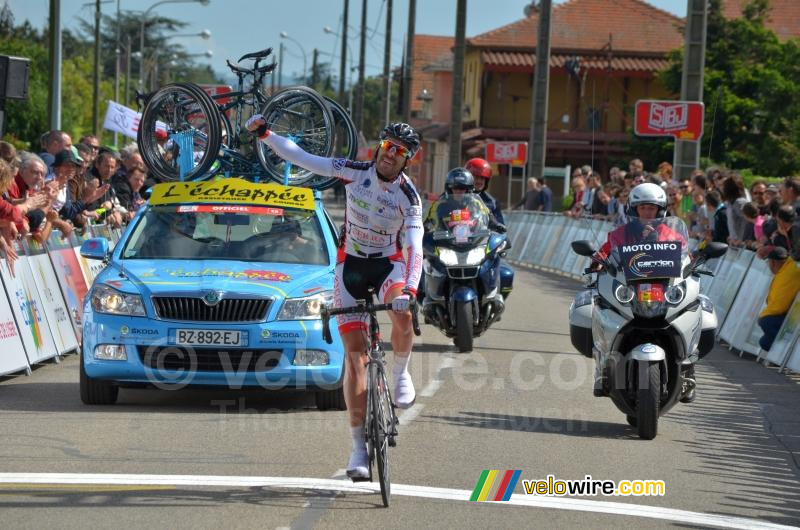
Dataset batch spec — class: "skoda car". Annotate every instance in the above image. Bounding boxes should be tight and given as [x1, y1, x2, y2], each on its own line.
[79, 179, 345, 409]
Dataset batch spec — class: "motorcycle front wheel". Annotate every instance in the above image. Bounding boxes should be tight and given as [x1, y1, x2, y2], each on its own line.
[636, 361, 660, 440]
[454, 301, 474, 353]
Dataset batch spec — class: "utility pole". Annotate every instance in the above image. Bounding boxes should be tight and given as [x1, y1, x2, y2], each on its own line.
[382, 0, 393, 125]
[114, 0, 120, 145]
[673, 0, 708, 181]
[402, 0, 416, 123]
[355, 0, 367, 132]
[48, 0, 62, 130]
[93, 0, 101, 135]
[277, 42, 284, 90]
[311, 48, 319, 88]
[339, 0, 348, 106]
[527, 0, 553, 181]
[447, 0, 467, 169]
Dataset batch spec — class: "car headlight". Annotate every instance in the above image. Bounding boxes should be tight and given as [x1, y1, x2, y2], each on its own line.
[277, 290, 334, 320]
[573, 290, 593, 308]
[466, 247, 485, 266]
[438, 248, 458, 266]
[665, 283, 686, 305]
[613, 282, 635, 304]
[90, 284, 146, 316]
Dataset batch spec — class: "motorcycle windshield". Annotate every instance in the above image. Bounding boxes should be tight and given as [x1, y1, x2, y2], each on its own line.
[433, 194, 490, 247]
[609, 216, 689, 281]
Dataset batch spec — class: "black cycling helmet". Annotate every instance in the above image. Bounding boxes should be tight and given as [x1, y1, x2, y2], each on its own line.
[380, 122, 420, 157]
[445, 167, 475, 194]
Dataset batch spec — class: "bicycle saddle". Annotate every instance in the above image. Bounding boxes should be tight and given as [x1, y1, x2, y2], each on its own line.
[226, 60, 276, 76]
[238, 47, 273, 62]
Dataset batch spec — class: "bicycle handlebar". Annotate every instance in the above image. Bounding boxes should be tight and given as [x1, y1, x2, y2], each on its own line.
[321, 299, 421, 344]
[226, 60, 276, 77]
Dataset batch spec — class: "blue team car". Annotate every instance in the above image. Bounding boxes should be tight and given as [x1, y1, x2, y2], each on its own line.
[79, 179, 346, 409]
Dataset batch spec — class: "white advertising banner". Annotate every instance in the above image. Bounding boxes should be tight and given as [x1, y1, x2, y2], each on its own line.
[0, 258, 30, 376]
[102, 100, 167, 140]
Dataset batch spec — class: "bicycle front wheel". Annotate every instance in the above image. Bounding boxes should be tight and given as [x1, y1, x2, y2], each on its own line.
[299, 96, 359, 191]
[370, 361, 393, 507]
[138, 82, 222, 181]
[256, 86, 336, 188]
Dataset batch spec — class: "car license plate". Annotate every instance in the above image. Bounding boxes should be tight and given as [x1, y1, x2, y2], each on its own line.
[175, 329, 243, 346]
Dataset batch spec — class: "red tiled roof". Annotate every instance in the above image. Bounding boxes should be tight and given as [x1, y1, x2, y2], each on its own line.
[409, 35, 453, 113]
[481, 50, 670, 72]
[722, 0, 800, 41]
[468, 0, 683, 54]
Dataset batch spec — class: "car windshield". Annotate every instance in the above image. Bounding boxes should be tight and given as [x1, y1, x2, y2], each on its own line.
[609, 216, 689, 280]
[121, 205, 329, 265]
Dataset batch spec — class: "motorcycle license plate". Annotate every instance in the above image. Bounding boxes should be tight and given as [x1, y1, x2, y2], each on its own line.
[637, 283, 665, 302]
[174, 329, 243, 346]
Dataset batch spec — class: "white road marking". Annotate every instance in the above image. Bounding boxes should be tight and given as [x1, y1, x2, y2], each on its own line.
[397, 403, 424, 425]
[0, 473, 791, 530]
[420, 356, 455, 397]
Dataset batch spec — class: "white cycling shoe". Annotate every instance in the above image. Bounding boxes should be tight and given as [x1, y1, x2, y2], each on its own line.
[393, 370, 416, 409]
[346, 445, 369, 480]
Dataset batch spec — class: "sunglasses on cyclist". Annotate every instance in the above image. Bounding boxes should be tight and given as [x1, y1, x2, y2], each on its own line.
[379, 139, 412, 159]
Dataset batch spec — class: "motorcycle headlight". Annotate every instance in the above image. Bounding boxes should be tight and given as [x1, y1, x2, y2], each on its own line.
[277, 290, 334, 320]
[665, 283, 686, 305]
[90, 284, 146, 316]
[573, 290, 593, 308]
[438, 248, 458, 266]
[466, 247, 485, 266]
[613, 282, 635, 304]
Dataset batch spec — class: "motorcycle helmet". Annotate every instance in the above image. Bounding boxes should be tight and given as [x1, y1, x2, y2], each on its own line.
[626, 182, 667, 218]
[379, 122, 421, 158]
[444, 167, 475, 194]
[464, 158, 492, 179]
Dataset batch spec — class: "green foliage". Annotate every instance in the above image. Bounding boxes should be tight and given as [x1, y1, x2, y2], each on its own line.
[655, 0, 800, 177]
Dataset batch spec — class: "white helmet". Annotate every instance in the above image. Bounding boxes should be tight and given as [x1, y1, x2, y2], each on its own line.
[627, 182, 667, 217]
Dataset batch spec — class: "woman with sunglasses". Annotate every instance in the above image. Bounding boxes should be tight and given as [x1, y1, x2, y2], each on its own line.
[246, 114, 423, 480]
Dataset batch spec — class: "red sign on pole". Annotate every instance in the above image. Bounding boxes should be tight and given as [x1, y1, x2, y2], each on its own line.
[486, 141, 528, 165]
[635, 100, 704, 141]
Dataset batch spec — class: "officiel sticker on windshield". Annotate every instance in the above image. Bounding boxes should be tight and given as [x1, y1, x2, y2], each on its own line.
[176, 204, 284, 215]
[150, 179, 314, 210]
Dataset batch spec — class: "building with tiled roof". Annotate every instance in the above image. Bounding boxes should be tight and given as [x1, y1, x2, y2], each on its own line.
[722, 0, 800, 41]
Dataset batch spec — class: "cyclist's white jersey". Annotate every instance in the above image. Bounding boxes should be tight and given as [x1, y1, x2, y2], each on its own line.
[261, 133, 424, 294]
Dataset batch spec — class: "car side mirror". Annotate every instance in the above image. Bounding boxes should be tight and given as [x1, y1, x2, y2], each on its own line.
[571, 240, 596, 257]
[80, 237, 110, 260]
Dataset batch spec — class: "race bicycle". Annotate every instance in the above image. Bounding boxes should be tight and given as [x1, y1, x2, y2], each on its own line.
[137, 47, 357, 188]
[321, 291, 421, 507]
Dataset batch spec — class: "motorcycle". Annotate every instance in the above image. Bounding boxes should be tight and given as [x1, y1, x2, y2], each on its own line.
[421, 194, 511, 352]
[568, 216, 727, 439]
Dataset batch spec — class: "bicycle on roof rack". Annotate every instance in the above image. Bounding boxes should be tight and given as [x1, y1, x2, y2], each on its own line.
[136, 46, 358, 188]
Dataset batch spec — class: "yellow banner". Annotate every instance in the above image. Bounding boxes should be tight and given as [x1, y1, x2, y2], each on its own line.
[149, 179, 315, 210]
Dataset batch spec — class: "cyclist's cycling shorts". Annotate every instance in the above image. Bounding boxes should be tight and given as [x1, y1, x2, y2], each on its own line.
[334, 252, 405, 333]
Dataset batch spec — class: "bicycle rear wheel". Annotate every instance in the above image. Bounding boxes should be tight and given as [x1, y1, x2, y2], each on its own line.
[256, 86, 336, 187]
[370, 361, 392, 507]
[138, 82, 222, 182]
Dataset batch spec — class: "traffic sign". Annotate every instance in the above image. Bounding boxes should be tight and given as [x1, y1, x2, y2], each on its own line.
[635, 100, 704, 141]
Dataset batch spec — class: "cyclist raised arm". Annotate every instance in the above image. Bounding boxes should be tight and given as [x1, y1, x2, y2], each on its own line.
[246, 115, 423, 480]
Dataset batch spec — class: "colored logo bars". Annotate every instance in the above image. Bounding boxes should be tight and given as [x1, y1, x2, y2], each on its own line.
[470, 470, 521, 502]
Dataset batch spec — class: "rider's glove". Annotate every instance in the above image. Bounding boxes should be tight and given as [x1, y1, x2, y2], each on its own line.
[392, 294, 411, 313]
[245, 114, 270, 138]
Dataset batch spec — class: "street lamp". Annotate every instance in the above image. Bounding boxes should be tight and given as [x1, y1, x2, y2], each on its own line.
[169, 29, 212, 39]
[280, 31, 308, 84]
[323, 25, 355, 108]
[139, 0, 211, 91]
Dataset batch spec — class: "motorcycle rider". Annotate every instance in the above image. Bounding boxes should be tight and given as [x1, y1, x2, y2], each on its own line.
[245, 115, 423, 480]
[465, 158, 504, 224]
[591, 182, 695, 402]
[425, 168, 504, 232]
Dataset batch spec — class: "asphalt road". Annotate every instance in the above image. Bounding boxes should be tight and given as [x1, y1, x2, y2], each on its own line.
[0, 265, 799, 529]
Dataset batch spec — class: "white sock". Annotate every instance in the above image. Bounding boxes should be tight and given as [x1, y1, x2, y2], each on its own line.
[351, 425, 365, 451]
[393, 353, 411, 379]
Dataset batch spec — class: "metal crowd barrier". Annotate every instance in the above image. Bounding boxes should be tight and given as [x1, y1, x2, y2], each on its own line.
[0, 225, 115, 377]
[505, 210, 800, 374]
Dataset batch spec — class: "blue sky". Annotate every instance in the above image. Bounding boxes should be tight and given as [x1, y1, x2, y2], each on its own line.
[5, 0, 685, 85]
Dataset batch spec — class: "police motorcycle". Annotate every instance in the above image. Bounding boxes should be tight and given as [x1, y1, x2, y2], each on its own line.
[421, 169, 511, 352]
[569, 199, 727, 439]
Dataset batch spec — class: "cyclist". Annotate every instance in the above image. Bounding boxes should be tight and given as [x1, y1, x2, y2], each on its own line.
[246, 115, 423, 479]
[464, 157, 504, 224]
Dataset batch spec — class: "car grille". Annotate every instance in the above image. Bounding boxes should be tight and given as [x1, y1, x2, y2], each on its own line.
[138, 346, 282, 372]
[447, 266, 479, 279]
[152, 297, 270, 322]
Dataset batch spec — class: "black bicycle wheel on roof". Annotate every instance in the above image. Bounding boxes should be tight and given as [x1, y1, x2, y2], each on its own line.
[256, 86, 336, 188]
[137, 82, 222, 182]
[299, 96, 359, 191]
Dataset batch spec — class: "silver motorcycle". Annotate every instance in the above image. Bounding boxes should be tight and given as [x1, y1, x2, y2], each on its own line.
[568, 216, 727, 439]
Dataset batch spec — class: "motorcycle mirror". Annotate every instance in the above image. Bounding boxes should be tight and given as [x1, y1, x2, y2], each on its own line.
[702, 242, 728, 259]
[571, 240, 596, 257]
